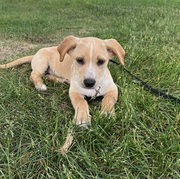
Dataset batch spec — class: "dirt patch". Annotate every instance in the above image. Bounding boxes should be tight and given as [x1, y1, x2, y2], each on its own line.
[0, 39, 55, 63]
[0, 39, 37, 62]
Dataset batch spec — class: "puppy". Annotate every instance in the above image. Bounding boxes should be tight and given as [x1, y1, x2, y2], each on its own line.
[0, 36, 125, 127]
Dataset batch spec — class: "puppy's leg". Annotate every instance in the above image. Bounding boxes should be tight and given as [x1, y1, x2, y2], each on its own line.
[46, 74, 70, 84]
[30, 54, 49, 91]
[101, 89, 118, 114]
[69, 92, 91, 127]
[30, 71, 47, 91]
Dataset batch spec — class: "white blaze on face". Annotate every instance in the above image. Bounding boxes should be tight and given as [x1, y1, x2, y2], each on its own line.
[85, 41, 96, 79]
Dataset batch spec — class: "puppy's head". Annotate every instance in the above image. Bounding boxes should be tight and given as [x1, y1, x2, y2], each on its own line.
[57, 35, 125, 89]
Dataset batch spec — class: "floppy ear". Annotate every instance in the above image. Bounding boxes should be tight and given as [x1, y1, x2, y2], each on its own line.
[105, 39, 125, 66]
[57, 35, 79, 62]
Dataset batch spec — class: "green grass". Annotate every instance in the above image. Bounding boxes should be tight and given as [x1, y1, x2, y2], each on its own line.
[0, 0, 180, 178]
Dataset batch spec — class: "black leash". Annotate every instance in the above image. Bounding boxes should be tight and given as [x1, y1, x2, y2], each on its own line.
[109, 59, 180, 104]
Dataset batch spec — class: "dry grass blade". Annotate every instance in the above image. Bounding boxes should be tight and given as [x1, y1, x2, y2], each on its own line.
[58, 129, 74, 155]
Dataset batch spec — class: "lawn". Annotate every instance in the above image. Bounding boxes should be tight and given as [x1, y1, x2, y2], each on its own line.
[0, 0, 180, 178]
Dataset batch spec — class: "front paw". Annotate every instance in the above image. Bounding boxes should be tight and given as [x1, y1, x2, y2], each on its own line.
[101, 107, 116, 118]
[73, 112, 91, 128]
[35, 83, 47, 91]
[101, 105, 115, 114]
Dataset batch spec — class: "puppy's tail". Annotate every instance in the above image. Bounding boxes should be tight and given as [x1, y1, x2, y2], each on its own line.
[0, 55, 34, 69]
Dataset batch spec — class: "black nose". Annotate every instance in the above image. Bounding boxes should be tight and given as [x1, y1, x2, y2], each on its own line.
[84, 78, 96, 88]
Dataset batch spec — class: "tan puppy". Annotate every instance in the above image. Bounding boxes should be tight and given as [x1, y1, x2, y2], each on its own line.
[0, 36, 125, 127]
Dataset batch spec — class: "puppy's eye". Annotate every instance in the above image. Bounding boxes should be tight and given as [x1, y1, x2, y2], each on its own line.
[97, 59, 105, 66]
[76, 58, 85, 65]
